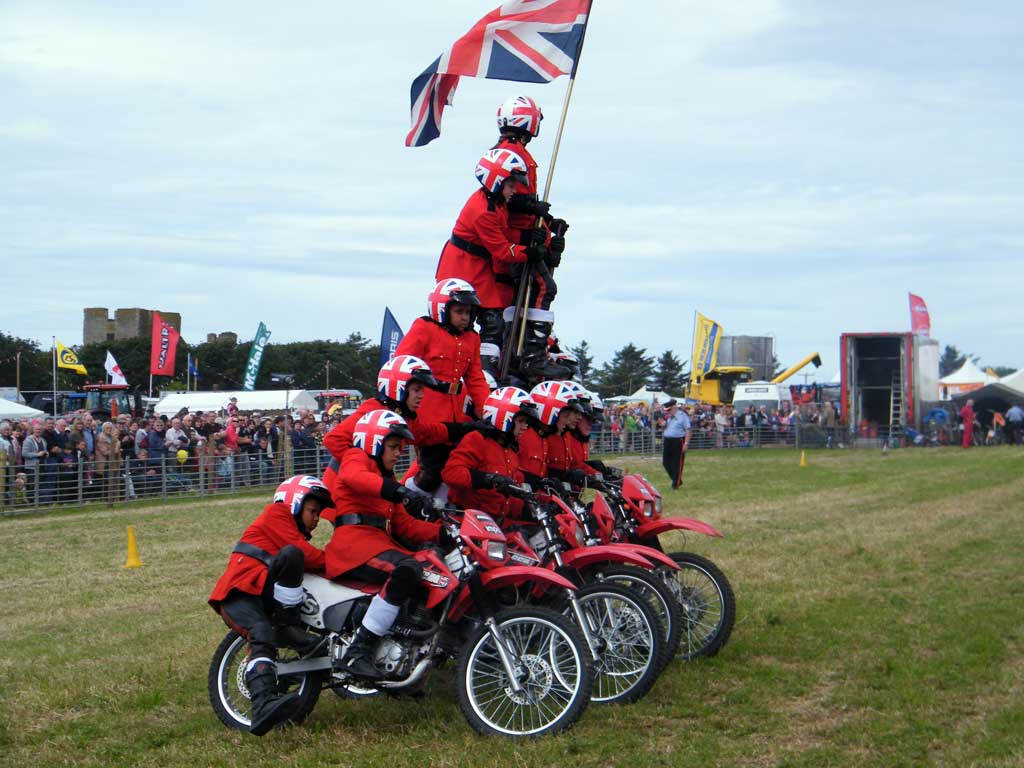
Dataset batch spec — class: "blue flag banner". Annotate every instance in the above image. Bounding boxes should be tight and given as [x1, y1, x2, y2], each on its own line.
[379, 308, 404, 369]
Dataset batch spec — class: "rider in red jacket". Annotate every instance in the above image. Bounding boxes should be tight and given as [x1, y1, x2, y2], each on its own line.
[394, 280, 491, 493]
[322, 355, 473, 500]
[324, 410, 444, 680]
[526, 381, 587, 485]
[207, 475, 333, 736]
[435, 147, 549, 375]
[443, 387, 539, 525]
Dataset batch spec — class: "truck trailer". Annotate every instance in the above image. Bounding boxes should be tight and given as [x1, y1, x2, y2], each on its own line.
[839, 332, 939, 439]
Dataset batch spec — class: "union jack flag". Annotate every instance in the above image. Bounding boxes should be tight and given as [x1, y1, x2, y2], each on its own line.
[406, 0, 591, 147]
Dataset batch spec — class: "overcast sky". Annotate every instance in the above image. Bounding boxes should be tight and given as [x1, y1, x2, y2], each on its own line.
[2, 0, 1021, 381]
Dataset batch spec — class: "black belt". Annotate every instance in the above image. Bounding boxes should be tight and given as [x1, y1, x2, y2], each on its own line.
[437, 379, 464, 395]
[335, 514, 390, 532]
[450, 234, 517, 286]
[232, 541, 273, 567]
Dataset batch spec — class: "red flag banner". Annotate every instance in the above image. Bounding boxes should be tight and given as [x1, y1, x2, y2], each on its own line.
[150, 312, 180, 376]
[909, 293, 931, 337]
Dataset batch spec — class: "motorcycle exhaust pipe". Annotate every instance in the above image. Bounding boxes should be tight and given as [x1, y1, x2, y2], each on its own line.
[377, 657, 432, 690]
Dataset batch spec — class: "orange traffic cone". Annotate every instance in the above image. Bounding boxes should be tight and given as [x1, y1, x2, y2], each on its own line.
[799, 450, 808, 468]
[124, 525, 143, 568]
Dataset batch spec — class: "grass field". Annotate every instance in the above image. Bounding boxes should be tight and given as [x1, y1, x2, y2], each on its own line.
[2, 446, 1023, 768]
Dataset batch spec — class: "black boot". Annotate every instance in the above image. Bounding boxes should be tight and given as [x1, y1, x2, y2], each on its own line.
[519, 320, 572, 380]
[341, 626, 385, 681]
[272, 605, 320, 655]
[245, 659, 302, 736]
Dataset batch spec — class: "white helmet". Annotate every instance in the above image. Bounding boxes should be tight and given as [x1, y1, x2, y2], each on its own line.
[497, 95, 543, 138]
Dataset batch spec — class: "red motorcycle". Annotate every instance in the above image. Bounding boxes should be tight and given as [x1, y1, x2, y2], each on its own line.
[587, 473, 736, 660]
[208, 505, 594, 738]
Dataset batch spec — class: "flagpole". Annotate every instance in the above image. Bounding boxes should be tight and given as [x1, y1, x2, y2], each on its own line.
[186, 353, 191, 392]
[508, 0, 595, 365]
[52, 337, 57, 418]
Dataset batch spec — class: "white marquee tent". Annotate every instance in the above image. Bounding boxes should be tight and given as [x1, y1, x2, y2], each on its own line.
[0, 399, 45, 421]
[999, 369, 1024, 394]
[939, 359, 997, 398]
[154, 390, 318, 417]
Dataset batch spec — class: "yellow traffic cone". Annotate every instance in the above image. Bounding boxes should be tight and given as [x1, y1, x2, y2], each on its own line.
[799, 450, 808, 468]
[124, 525, 143, 568]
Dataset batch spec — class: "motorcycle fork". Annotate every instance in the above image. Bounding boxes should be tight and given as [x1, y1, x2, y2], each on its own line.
[469, 572, 526, 695]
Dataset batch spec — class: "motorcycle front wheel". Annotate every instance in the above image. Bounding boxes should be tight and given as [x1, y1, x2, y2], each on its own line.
[662, 552, 736, 660]
[208, 630, 326, 732]
[457, 606, 593, 738]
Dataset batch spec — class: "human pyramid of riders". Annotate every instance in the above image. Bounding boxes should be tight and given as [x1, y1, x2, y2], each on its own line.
[208, 97, 734, 738]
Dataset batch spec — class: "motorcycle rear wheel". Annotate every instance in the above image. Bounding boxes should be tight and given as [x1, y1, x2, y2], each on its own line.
[208, 630, 326, 732]
[457, 606, 593, 738]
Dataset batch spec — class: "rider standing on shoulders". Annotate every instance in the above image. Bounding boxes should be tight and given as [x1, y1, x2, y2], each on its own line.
[207, 475, 333, 736]
[394, 279, 491, 492]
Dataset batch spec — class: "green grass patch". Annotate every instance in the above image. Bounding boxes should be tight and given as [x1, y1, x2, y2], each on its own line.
[2, 447, 1023, 767]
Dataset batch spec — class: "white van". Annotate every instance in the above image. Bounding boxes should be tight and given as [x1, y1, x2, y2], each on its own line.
[731, 382, 793, 414]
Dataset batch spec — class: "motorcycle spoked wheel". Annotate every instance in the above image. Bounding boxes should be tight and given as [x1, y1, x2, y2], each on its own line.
[661, 552, 736, 660]
[208, 630, 327, 731]
[457, 606, 593, 738]
[587, 564, 683, 674]
[557, 582, 665, 704]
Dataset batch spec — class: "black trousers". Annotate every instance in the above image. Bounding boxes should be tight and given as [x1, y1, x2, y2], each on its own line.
[219, 545, 304, 662]
[345, 549, 423, 606]
[662, 437, 686, 489]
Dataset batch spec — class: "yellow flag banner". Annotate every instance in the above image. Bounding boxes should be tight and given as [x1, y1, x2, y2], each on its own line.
[56, 340, 88, 375]
[691, 312, 723, 382]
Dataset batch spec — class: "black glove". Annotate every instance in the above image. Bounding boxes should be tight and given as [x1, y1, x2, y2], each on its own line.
[395, 486, 432, 519]
[549, 235, 565, 255]
[486, 473, 515, 493]
[546, 217, 569, 236]
[566, 469, 588, 486]
[445, 421, 474, 442]
[438, 524, 458, 550]
[525, 227, 548, 248]
[525, 244, 548, 265]
[507, 193, 551, 217]
[544, 250, 562, 269]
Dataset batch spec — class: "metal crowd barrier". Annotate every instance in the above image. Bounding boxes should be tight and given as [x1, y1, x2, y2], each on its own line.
[0, 445, 415, 515]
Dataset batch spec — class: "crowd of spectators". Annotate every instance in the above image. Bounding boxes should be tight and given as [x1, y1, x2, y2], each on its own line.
[591, 400, 843, 452]
[0, 406, 342, 508]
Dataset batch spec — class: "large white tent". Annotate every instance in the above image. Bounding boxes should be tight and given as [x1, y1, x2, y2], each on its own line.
[154, 390, 318, 417]
[939, 359, 997, 398]
[0, 399, 45, 421]
[605, 385, 682, 405]
[999, 369, 1024, 394]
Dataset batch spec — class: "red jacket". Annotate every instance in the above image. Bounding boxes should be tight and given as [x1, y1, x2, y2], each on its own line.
[545, 429, 574, 475]
[323, 397, 448, 461]
[495, 137, 541, 234]
[442, 430, 524, 524]
[324, 448, 440, 579]
[435, 189, 528, 309]
[208, 502, 325, 613]
[567, 429, 600, 475]
[517, 426, 549, 478]
[394, 317, 490, 423]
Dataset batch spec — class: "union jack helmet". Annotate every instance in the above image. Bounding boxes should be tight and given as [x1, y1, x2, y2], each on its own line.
[483, 370, 498, 391]
[563, 381, 593, 415]
[497, 95, 543, 138]
[428, 278, 481, 326]
[274, 474, 334, 517]
[484, 387, 539, 434]
[352, 409, 415, 458]
[529, 380, 586, 427]
[377, 355, 439, 404]
[475, 148, 529, 196]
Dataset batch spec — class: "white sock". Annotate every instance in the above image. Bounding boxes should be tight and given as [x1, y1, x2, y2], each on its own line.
[362, 594, 400, 636]
[273, 583, 304, 606]
[245, 656, 274, 674]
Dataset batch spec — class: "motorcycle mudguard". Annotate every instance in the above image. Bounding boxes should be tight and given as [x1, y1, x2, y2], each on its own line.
[299, 574, 372, 630]
[637, 517, 723, 539]
[616, 543, 681, 571]
[446, 566, 577, 622]
[560, 544, 652, 571]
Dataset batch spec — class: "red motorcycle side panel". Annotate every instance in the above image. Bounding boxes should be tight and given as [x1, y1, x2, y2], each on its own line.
[446, 565, 577, 621]
[636, 518, 724, 539]
[561, 544, 653, 570]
